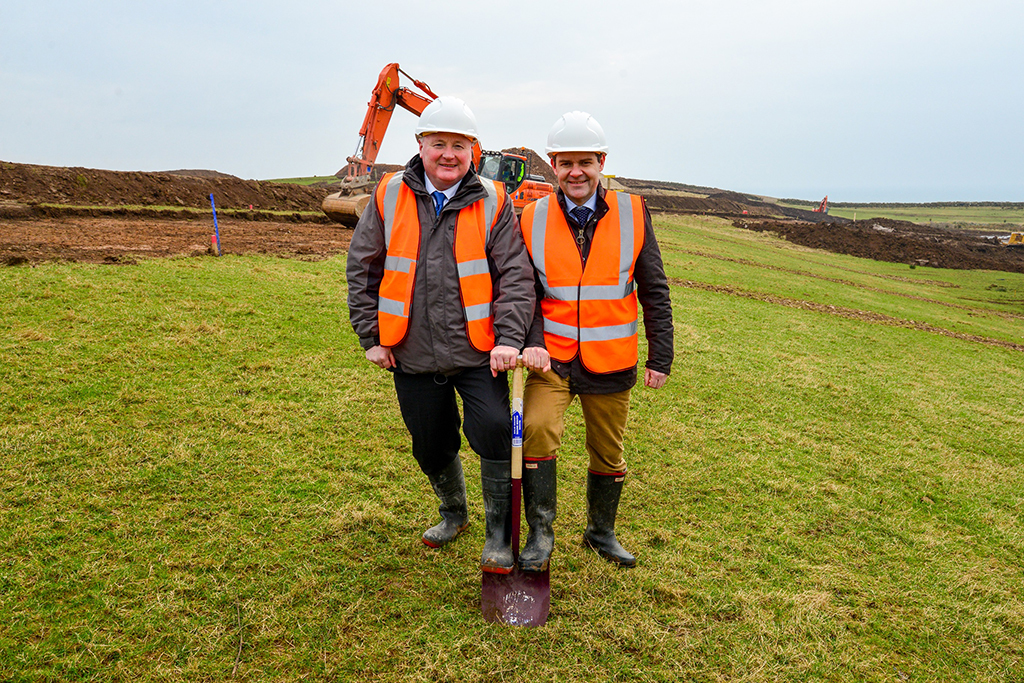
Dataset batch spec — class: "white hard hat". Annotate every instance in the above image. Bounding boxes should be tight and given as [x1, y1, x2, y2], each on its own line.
[545, 111, 608, 157]
[415, 96, 479, 142]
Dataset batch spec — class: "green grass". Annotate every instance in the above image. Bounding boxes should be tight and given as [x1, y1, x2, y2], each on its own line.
[779, 201, 1024, 228]
[2, 217, 1023, 681]
[263, 176, 336, 186]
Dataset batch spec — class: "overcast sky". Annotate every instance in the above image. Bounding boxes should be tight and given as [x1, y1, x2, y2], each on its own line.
[3, 0, 1022, 202]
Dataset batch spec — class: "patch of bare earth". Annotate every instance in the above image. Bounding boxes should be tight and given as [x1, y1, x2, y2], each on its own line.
[1, 216, 350, 265]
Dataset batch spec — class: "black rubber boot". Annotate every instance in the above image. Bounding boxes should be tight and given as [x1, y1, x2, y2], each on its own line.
[518, 459, 556, 572]
[421, 457, 470, 549]
[479, 459, 514, 574]
[582, 471, 636, 567]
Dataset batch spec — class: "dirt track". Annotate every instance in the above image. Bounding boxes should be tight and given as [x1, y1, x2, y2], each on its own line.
[1, 215, 351, 265]
[3, 159, 1023, 273]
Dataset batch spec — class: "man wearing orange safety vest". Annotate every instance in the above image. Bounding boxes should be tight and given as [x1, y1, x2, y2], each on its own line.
[518, 111, 674, 570]
[346, 96, 535, 574]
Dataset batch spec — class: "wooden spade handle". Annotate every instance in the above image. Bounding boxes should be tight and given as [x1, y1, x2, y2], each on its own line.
[511, 361, 524, 481]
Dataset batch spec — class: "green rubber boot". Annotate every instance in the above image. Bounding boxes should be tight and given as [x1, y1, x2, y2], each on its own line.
[421, 457, 469, 549]
[518, 458, 556, 572]
[480, 459, 514, 574]
[582, 471, 636, 568]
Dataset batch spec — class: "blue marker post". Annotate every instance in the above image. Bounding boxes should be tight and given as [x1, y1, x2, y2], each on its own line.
[209, 193, 221, 256]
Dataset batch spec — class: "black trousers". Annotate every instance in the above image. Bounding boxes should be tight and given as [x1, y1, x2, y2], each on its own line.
[393, 366, 511, 476]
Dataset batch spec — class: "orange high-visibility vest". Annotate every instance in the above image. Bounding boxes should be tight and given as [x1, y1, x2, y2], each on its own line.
[375, 171, 506, 351]
[520, 192, 645, 374]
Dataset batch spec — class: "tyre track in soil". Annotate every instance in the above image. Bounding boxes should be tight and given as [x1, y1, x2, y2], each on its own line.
[669, 277, 1024, 354]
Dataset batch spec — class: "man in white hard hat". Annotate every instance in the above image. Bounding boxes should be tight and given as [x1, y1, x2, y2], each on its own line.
[518, 111, 674, 570]
[346, 96, 535, 574]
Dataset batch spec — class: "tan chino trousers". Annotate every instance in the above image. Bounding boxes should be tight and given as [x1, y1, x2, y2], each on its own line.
[522, 368, 630, 474]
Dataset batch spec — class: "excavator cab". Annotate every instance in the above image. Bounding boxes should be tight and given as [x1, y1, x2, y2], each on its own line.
[477, 152, 527, 196]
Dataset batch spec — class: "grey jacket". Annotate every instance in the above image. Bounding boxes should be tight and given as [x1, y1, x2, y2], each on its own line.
[346, 155, 535, 375]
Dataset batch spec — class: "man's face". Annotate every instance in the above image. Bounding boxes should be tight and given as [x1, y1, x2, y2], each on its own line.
[418, 133, 473, 191]
[551, 152, 605, 206]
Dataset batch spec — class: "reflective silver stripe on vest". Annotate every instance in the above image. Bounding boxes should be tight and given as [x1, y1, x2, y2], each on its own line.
[457, 258, 489, 278]
[530, 196, 552, 294]
[379, 296, 406, 317]
[579, 320, 638, 343]
[462, 178, 498, 328]
[464, 302, 492, 322]
[478, 178, 499, 243]
[381, 171, 405, 246]
[543, 318, 637, 343]
[577, 281, 635, 300]
[542, 317, 578, 341]
[545, 285, 579, 301]
[384, 255, 415, 273]
[614, 192, 636, 286]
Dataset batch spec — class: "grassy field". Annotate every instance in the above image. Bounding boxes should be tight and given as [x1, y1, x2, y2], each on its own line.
[265, 176, 334, 186]
[2, 216, 1023, 681]
[779, 201, 1024, 228]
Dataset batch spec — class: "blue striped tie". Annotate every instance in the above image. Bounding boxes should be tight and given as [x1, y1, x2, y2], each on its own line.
[432, 191, 446, 216]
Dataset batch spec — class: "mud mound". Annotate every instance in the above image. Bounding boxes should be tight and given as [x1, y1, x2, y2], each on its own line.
[644, 191, 842, 222]
[738, 218, 1024, 274]
[616, 177, 722, 196]
[617, 177, 843, 223]
[645, 194, 779, 217]
[1, 161, 326, 212]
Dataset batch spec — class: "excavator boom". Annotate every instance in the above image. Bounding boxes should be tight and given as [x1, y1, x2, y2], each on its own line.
[346, 63, 436, 178]
[324, 63, 553, 225]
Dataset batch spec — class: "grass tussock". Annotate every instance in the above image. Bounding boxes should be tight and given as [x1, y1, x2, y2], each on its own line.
[2, 216, 1023, 681]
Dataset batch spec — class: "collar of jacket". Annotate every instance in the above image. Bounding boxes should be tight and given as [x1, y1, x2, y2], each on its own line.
[402, 154, 488, 213]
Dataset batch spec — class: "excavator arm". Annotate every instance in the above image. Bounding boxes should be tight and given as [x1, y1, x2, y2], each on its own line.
[324, 63, 552, 225]
[346, 63, 437, 179]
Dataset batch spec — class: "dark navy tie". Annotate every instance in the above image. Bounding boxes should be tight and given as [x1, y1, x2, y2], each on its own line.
[432, 191, 446, 216]
[570, 206, 592, 226]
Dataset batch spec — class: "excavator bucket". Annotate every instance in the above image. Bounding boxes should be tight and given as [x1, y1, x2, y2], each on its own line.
[322, 191, 371, 227]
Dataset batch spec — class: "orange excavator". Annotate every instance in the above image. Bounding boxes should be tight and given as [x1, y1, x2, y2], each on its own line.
[813, 196, 829, 214]
[322, 63, 553, 225]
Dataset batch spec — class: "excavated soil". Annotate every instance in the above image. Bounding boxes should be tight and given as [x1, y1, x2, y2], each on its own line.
[736, 217, 1024, 275]
[1, 161, 341, 264]
[2, 160, 1022, 273]
[1, 163, 326, 213]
